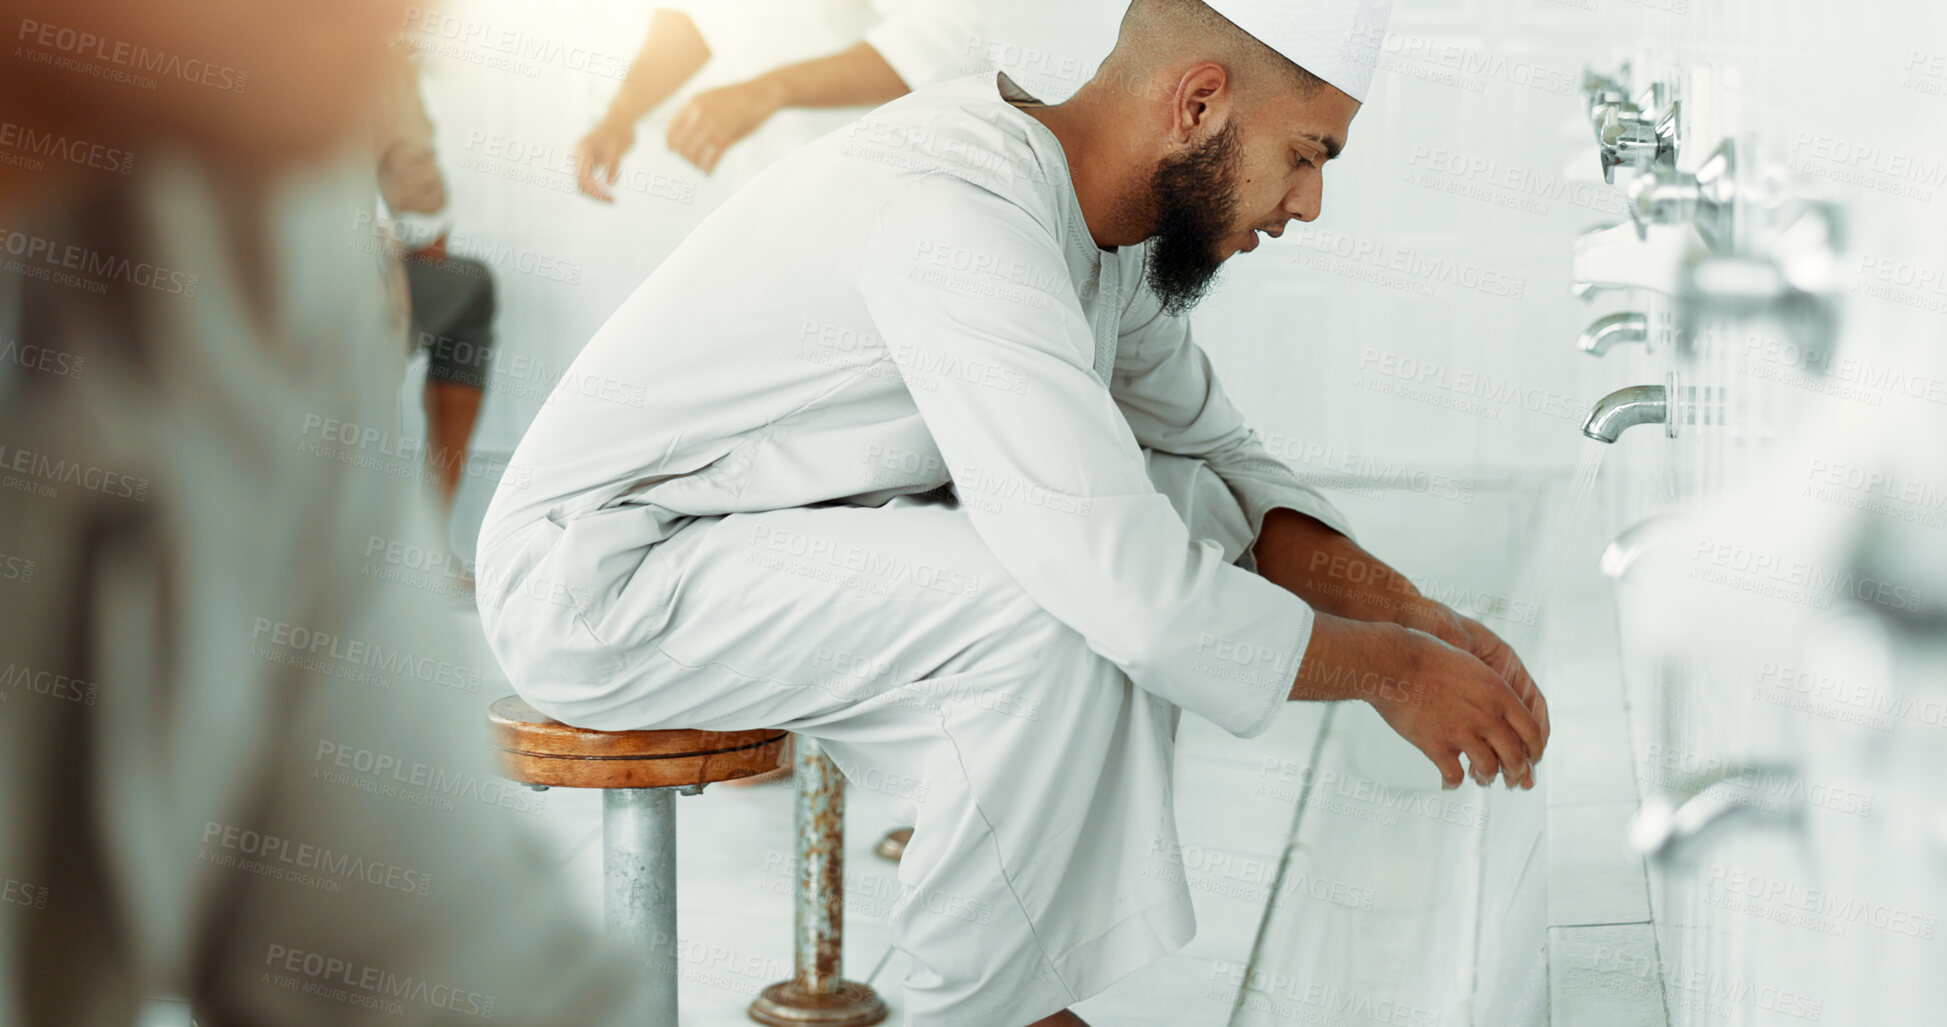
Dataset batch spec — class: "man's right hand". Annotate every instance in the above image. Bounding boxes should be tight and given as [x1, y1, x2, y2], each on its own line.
[575, 117, 637, 202]
[1292, 615, 1545, 790]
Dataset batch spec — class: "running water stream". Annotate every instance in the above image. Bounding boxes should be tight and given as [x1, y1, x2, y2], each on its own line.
[1522, 439, 1611, 634]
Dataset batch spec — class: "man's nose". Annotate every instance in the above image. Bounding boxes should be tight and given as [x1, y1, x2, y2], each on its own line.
[1285, 178, 1322, 223]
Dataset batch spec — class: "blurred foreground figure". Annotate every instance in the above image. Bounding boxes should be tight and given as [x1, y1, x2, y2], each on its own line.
[0, 1, 648, 1024]
[575, 0, 981, 193]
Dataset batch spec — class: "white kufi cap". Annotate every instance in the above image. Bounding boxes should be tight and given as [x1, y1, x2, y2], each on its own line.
[1199, 0, 1394, 103]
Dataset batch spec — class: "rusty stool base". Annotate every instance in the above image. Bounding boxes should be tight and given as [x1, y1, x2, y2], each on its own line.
[747, 979, 888, 1027]
[485, 696, 792, 1024]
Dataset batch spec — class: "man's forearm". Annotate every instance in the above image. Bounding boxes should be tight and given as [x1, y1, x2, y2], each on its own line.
[1253, 507, 1487, 655]
[603, 9, 711, 126]
[1253, 508, 1423, 620]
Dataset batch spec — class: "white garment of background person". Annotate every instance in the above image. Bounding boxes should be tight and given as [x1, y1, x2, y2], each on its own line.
[475, 70, 1351, 1026]
[661, 0, 984, 178]
[0, 149, 651, 1027]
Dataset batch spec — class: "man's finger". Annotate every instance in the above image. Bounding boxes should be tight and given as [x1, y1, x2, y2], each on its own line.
[596, 154, 623, 201]
[1528, 688, 1551, 754]
[666, 116, 703, 164]
[1429, 748, 1465, 790]
[1499, 655, 1548, 754]
[1474, 624, 1549, 754]
[1480, 721, 1531, 790]
[1498, 688, 1546, 763]
[1459, 740, 1499, 787]
[574, 147, 604, 200]
[586, 155, 617, 202]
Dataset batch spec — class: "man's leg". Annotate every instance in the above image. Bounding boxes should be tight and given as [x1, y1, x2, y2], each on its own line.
[491, 453, 1253, 1026]
[405, 255, 496, 503]
[874, 450, 1250, 864]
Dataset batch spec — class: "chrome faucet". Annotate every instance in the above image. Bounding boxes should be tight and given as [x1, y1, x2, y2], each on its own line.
[1628, 138, 1736, 249]
[1571, 219, 1709, 300]
[1577, 311, 1648, 357]
[1581, 372, 1719, 442]
[1629, 762, 1805, 861]
[1581, 383, 1669, 443]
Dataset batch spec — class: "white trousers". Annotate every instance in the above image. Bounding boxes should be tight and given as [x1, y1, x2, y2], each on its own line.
[487, 452, 1258, 1026]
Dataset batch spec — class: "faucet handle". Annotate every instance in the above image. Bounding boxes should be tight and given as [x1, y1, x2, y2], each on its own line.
[1626, 170, 1701, 240]
[1626, 133, 1728, 250]
[1597, 99, 1681, 185]
[1581, 66, 1633, 122]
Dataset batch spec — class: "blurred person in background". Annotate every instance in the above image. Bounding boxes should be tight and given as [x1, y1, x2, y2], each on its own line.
[375, 40, 497, 506]
[575, 0, 982, 196]
[0, 1, 653, 1023]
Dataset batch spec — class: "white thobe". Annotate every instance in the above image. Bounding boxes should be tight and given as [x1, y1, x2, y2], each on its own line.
[476, 71, 1353, 1025]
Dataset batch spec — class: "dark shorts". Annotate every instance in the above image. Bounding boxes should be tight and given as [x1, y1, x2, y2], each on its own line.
[404, 254, 495, 387]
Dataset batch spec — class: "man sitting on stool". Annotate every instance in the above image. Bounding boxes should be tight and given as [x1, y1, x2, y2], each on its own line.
[477, 2, 1549, 1024]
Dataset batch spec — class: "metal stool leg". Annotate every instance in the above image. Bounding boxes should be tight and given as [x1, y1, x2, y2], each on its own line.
[748, 739, 887, 1026]
[606, 787, 681, 1024]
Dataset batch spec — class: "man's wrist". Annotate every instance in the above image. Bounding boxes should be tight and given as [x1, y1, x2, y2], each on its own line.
[745, 70, 792, 112]
[1257, 510, 1417, 619]
[598, 106, 642, 132]
[1290, 614, 1419, 707]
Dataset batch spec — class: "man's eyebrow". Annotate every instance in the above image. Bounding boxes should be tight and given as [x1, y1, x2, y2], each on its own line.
[1300, 132, 1344, 161]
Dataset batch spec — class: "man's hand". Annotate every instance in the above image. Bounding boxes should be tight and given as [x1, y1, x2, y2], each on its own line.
[575, 117, 637, 202]
[1294, 616, 1545, 790]
[1374, 626, 1545, 790]
[1258, 509, 1550, 785]
[1396, 600, 1550, 758]
[665, 77, 784, 174]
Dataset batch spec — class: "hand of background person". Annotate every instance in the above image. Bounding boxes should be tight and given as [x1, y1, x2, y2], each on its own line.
[575, 117, 638, 202]
[664, 77, 785, 174]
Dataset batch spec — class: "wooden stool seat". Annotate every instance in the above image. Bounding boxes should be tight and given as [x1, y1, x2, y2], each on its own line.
[487, 695, 788, 790]
[483, 695, 885, 1025]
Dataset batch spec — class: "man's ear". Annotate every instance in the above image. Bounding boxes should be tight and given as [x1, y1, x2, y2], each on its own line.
[1170, 62, 1232, 143]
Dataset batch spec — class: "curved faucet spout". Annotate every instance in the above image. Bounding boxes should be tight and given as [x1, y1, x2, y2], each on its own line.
[1581, 384, 1668, 443]
[1578, 312, 1649, 356]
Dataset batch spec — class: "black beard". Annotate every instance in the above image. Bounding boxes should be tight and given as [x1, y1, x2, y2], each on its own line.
[1143, 120, 1243, 317]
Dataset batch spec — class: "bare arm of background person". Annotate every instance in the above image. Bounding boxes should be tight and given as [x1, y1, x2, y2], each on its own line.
[663, 41, 911, 174]
[576, 8, 713, 200]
